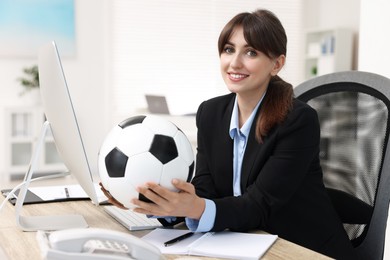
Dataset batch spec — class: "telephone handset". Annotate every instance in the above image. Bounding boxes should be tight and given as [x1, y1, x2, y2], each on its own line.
[36, 228, 164, 260]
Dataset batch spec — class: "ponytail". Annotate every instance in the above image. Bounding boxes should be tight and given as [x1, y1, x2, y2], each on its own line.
[255, 76, 293, 143]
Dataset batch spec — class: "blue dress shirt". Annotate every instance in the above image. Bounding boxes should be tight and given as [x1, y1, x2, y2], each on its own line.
[186, 93, 264, 232]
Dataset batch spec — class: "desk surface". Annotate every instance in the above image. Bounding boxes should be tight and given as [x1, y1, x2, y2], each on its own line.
[0, 174, 330, 260]
[0, 197, 331, 260]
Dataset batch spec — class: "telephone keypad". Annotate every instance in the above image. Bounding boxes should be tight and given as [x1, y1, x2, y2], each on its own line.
[83, 239, 130, 256]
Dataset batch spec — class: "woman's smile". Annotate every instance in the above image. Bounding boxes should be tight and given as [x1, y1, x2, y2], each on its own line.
[228, 72, 249, 81]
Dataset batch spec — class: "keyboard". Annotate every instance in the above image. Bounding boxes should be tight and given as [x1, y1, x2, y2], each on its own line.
[103, 206, 163, 231]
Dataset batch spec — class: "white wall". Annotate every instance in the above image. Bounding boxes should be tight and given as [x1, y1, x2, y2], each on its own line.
[358, 0, 390, 77]
[303, 0, 360, 30]
[0, 0, 108, 179]
[302, 0, 360, 70]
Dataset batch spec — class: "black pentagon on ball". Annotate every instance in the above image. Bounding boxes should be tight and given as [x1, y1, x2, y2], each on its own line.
[118, 115, 146, 129]
[149, 134, 178, 164]
[105, 147, 128, 178]
[187, 162, 195, 182]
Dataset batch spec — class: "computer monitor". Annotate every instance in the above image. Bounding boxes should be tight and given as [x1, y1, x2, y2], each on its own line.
[15, 41, 100, 231]
[38, 41, 99, 205]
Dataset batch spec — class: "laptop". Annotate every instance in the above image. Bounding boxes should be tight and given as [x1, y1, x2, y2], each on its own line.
[145, 94, 170, 114]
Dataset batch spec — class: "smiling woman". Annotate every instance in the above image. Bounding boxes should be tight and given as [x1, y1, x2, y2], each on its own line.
[122, 8, 357, 260]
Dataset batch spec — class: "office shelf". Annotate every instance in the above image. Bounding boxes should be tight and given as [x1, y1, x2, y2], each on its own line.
[4, 106, 67, 180]
[305, 28, 353, 79]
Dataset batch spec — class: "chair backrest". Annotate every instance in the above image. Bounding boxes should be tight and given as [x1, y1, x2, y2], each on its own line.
[294, 71, 390, 260]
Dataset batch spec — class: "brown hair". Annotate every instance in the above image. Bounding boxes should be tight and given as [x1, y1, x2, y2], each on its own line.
[218, 9, 293, 143]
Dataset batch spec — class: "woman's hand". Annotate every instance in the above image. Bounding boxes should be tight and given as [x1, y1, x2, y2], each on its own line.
[99, 182, 128, 210]
[131, 179, 205, 220]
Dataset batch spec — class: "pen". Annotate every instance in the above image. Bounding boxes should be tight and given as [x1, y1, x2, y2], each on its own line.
[164, 232, 194, 247]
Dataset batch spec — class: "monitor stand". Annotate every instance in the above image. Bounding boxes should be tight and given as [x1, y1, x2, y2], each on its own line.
[15, 121, 88, 231]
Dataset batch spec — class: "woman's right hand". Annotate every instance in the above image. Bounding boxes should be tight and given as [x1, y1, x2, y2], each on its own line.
[99, 182, 129, 210]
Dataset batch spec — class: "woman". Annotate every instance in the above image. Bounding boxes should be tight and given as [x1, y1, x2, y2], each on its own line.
[106, 9, 356, 259]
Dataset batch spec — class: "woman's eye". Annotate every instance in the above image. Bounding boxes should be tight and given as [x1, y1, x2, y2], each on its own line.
[224, 46, 234, 54]
[246, 50, 257, 57]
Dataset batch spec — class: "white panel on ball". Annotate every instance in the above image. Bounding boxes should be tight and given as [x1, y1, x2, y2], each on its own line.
[118, 124, 154, 156]
[160, 158, 190, 191]
[174, 130, 194, 165]
[143, 115, 178, 137]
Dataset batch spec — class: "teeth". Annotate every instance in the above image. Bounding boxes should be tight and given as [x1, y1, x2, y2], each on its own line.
[230, 73, 247, 79]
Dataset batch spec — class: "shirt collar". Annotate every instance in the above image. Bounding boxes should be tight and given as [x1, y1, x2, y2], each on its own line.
[229, 92, 266, 139]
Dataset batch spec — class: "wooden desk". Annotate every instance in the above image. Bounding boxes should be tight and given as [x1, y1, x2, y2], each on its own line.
[0, 198, 331, 260]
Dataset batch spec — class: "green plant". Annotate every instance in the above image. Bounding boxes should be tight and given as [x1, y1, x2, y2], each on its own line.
[311, 65, 317, 76]
[17, 65, 39, 95]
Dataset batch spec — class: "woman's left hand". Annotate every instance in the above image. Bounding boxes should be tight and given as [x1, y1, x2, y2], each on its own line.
[131, 179, 205, 220]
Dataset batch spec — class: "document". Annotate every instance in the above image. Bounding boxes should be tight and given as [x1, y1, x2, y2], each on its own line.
[142, 228, 278, 260]
[1, 184, 108, 205]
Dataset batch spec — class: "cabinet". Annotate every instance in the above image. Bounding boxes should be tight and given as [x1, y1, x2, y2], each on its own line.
[305, 28, 354, 79]
[4, 106, 67, 180]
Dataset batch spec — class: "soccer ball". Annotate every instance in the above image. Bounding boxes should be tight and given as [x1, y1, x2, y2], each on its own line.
[98, 115, 195, 208]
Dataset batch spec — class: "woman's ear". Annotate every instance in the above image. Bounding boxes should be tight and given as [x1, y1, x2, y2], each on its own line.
[271, 55, 286, 76]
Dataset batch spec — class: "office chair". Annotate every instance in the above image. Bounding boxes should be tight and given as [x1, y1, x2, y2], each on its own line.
[294, 71, 390, 260]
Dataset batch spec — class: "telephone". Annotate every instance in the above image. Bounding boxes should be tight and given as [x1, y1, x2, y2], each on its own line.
[36, 228, 164, 260]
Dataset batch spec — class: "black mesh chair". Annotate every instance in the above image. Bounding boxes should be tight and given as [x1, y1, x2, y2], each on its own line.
[294, 71, 390, 260]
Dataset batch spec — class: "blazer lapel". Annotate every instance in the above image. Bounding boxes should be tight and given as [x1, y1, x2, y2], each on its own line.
[218, 97, 235, 195]
[240, 110, 263, 191]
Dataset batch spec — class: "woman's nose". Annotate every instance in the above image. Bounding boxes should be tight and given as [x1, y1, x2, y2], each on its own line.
[230, 54, 243, 69]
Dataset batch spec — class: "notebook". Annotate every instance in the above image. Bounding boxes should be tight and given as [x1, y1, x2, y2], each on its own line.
[103, 206, 163, 231]
[142, 228, 278, 260]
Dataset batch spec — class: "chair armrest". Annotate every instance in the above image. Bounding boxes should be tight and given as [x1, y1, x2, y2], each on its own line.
[326, 187, 373, 224]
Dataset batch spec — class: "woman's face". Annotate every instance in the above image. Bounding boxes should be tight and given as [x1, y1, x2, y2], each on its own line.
[220, 26, 284, 99]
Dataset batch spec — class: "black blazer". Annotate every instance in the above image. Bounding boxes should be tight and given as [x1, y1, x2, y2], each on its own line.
[192, 93, 356, 259]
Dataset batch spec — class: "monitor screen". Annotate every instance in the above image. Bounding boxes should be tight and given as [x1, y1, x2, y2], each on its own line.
[38, 41, 99, 205]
